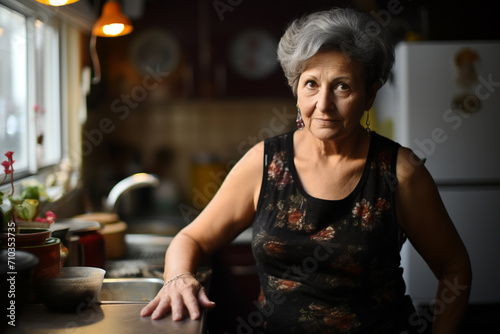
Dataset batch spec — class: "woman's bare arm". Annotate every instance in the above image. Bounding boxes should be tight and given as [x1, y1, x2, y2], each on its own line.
[141, 142, 264, 320]
[396, 147, 472, 334]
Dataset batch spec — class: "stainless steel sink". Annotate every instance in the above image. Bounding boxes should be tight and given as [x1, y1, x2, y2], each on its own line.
[104, 234, 172, 278]
[99, 278, 164, 303]
[98, 270, 212, 303]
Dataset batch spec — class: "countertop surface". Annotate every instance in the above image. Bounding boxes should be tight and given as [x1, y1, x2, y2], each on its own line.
[8, 303, 205, 334]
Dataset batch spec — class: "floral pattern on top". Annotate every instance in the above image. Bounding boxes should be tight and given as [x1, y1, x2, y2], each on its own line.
[331, 254, 363, 276]
[252, 132, 416, 333]
[275, 195, 314, 232]
[298, 303, 361, 333]
[268, 275, 302, 293]
[254, 230, 286, 258]
[268, 151, 292, 190]
[372, 149, 392, 174]
[351, 198, 391, 231]
[311, 226, 336, 241]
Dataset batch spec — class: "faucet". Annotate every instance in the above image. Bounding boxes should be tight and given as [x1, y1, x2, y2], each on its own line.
[104, 173, 160, 213]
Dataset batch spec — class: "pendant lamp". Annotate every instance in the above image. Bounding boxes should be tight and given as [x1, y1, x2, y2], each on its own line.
[36, 0, 79, 5]
[92, 0, 133, 37]
[90, 1, 133, 84]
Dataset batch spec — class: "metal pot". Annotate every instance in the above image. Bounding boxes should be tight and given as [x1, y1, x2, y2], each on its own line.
[53, 219, 105, 268]
[73, 213, 128, 260]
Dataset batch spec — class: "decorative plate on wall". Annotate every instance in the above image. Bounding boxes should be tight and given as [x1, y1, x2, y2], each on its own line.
[228, 29, 278, 80]
[128, 28, 181, 75]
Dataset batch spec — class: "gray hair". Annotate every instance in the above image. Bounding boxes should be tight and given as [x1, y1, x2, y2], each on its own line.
[277, 8, 395, 96]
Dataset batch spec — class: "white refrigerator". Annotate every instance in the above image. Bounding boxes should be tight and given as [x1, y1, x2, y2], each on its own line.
[374, 41, 500, 305]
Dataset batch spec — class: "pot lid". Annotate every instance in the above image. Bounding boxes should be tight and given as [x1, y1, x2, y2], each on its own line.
[52, 219, 102, 233]
[73, 212, 119, 224]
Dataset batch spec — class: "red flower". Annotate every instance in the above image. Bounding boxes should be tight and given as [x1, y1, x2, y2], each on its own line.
[46, 211, 57, 220]
[1, 151, 15, 196]
[268, 152, 289, 189]
[288, 210, 302, 224]
[5, 151, 14, 160]
[277, 279, 297, 292]
[353, 199, 382, 230]
[2, 151, 14, 175]
[35, 211, 57, 224]
[353, 201, 370, 219]
[2, 160, 11, 174]
[277, 170, 291, 190]
[311, 226, 336, 241]
[268, 158, 284, 180]
[264, 241, 283, 255]
[375, 198, 390, 211]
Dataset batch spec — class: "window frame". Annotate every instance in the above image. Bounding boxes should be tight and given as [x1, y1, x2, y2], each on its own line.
[0, 0, 66, 181]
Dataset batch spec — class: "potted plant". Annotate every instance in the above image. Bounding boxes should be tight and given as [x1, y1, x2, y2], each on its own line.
[1, 151, 57, 232]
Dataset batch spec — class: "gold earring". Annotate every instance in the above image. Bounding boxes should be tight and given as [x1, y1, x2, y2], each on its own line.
[365, 110, 371, 135]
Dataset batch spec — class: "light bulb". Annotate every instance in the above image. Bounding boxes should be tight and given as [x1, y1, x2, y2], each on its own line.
[49, 0, 69, 6]
[102, 23, 125, 36]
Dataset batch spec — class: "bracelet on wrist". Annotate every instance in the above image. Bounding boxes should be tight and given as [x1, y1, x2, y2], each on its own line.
[164, 272, 197, 287]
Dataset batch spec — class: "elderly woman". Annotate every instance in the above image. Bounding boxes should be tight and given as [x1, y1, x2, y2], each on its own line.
[141, 8, 471, 333]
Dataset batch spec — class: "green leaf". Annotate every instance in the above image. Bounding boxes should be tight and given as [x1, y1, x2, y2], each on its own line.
[14, 199, 39, 221]
[21, 186, 41, 200]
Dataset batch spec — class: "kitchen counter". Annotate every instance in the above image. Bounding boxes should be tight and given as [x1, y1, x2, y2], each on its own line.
[5, 232, 215, 334]
[8, 303, 205, 334]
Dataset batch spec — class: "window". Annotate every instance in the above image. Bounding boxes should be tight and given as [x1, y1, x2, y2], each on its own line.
[33, 19, 62, 168]
[0, 5, 28, 173]
[0, 3, 62, 177]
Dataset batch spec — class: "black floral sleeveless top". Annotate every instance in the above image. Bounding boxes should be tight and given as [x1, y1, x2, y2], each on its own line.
[251, 131, 417, 333]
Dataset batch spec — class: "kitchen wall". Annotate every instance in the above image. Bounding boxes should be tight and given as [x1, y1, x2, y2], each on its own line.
[83, 99, 296, 214]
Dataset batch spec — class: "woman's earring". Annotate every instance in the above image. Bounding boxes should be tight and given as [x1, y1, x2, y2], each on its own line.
[365, 110, 371, 135]
[296, 105, 305, 131]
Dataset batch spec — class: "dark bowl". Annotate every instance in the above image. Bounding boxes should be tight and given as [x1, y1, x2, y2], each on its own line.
[38, 267, 106, 312]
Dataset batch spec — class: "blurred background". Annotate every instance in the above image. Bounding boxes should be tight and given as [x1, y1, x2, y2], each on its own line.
[81, 0, 499, 217]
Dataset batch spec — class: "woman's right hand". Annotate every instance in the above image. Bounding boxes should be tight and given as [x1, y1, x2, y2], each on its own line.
[140, 274, 215, 321]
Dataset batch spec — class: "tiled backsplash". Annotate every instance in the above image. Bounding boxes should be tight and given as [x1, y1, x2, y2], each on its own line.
[83, 99, 296, 213]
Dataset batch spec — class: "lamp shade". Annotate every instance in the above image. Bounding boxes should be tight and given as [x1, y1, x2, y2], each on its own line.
[36, 0, 79, 5]
[92, 0, 133, 37]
